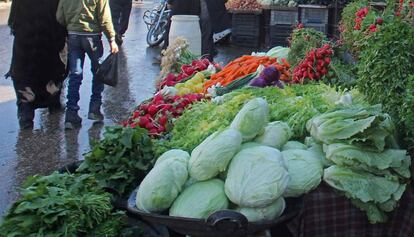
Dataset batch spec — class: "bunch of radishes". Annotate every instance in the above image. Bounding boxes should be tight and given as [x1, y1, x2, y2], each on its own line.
[354, 7, 369, 31]
[292, 44, 333, 83]
[123, 93, 204, 136]
[157, 59, 211, 90]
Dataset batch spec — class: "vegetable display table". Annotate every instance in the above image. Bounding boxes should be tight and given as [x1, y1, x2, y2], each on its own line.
[287, 183, 414, 237]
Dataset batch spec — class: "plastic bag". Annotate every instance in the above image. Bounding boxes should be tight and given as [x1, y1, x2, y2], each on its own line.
[96, 53, 119, 87]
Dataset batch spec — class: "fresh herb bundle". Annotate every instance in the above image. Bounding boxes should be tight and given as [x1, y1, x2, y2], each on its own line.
[357, 18, 414, 149]
[78, 126, 155, 196]
[0, 173, 113, 236]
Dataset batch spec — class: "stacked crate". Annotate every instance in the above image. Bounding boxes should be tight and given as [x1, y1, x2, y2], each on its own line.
[268, 8, 298, 47]
[300, 5, 329, 35]
[231, 12, 262, 48]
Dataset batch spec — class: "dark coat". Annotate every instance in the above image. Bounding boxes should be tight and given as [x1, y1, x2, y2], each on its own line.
[8, 0, 67, 108]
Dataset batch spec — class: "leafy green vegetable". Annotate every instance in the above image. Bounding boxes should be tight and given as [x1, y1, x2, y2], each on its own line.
[288, 28, 326, 68]
[0, 173, 114, 236]
[189, 128, 242, 181]
[169, 179, 229, 219]
[136, 156, 188, 213]
[281, 149, 323, 197]
[235, 197, 285, 222]
[339, 0, 374, 57]
[324, 58, 357, 89]
[357, 18, 414, 149]
[323, 166, 407, 224]
[155, 149, 190, 167]
[77, 126, 154, 196]
[155, 84, 355, 155]
[255, 121, 292, 149]
[87, 211, 142, 237]
[225, 146, 289, 207]
[324, 143, 411, 178]
[307, 105, 395, 151]
[282, 141, 307, 151]
[230, 98, 269, 141]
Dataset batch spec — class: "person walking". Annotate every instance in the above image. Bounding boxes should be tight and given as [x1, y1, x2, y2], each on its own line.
[57, 0, 119, 129]
[7, 0, 67, 129]
[109, 0, 133, 45]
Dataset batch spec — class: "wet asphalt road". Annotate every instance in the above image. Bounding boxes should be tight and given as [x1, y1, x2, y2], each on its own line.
[0, 1, 252, 217]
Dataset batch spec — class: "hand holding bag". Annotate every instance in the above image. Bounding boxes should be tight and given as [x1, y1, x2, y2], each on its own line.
[96, 53, 119, 87]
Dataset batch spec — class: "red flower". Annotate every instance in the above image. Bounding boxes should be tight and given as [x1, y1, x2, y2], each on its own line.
[369, 24, 377, 32]
[375, 18, 383, 25]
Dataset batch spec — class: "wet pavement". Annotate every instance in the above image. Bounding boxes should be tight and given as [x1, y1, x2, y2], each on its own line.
[0, 1, 253, 217]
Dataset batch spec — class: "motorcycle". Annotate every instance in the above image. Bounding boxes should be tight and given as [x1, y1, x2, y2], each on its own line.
[143, 1, 171, 47]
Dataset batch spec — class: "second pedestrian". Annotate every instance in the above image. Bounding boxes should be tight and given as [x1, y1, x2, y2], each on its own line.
[57, 0, 119, 129]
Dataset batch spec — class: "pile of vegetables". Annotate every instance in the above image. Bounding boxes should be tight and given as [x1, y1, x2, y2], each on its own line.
[0, 173, 135, 236]
[154, 84, 362, 155]
[174, 71, 209, 95]
[158, 37, 198, 83]
[339, 0, 380, 57]
[288, 27, 326, 69]
[257, 0, 298, 7]
[157, 58, 213, 90]
[292, 44, 333, 83]
[356, 16, 414, 149]
[77, 126, 154, 196]
[203, 55, 290, 93]
[136, 98, 292, 222]
[307, 105, 411, 223]
[123, 93, 204, 136]
[225, 0, 263, 11]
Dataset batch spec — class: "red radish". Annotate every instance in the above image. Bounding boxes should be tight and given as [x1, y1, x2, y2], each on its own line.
[147, 105, 158, 116]
[145, 122, 155, 130]
[158, 115, 168, 125]
[149, 128, 158, 135]
[324, 57, 331, 64]
[139, 116, 149, 127]
[132, 111, 140, 119]
[157, 126, 165, 133]
[139, 104, 149, 112]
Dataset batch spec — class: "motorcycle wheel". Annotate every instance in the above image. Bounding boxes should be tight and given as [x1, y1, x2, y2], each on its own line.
[146, 22, 166, 47]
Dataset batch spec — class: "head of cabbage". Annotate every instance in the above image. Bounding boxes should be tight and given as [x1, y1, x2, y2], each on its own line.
[189, 128, 242, 181]
[155, 149, 190, 167]
[235, 197, 285, 222]
[230, 98, 269, 141]
[169, 179, 229, 219]
[281, 149, 323, 197]
[136, 156, 188, 213]
[225, 146, 289, 207]
[282, 141, 307, 151]
[255, 121, 292, 149]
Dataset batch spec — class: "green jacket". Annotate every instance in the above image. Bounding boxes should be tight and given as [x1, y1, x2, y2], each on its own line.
[56, 0, 116, 41]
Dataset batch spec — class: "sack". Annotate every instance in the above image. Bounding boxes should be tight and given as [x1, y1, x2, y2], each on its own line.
[96, 53, 119, 87]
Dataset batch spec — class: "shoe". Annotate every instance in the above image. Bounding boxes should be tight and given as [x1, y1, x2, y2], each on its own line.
[88, 102, 104, 121]
[115, 35, 123, 46]
[18, 103, 34, 130]
[65, 110, 82, 130]
[19, 119, 34, 130]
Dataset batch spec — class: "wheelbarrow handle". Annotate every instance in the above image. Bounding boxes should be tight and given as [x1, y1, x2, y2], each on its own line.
[206, 210, 248, 231]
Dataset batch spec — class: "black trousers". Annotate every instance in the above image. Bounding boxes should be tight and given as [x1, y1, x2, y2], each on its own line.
[200, 0, 215, 60]
[109, 0, 133, 35]
[163, 0, 215, 59]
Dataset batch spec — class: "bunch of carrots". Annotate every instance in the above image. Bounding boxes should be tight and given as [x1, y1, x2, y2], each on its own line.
[203, 55, 290, 92]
